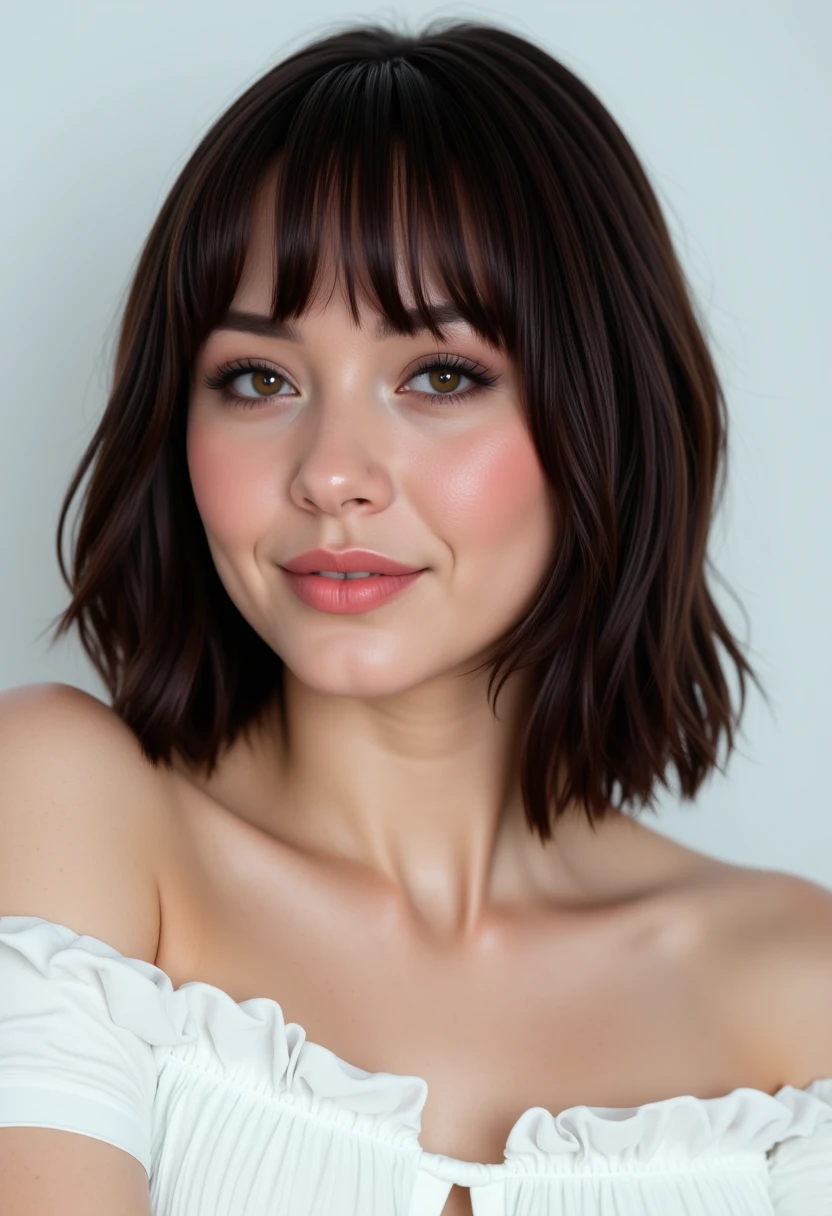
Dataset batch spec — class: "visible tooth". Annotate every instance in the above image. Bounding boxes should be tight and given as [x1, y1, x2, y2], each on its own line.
[313, 571, 378, 579]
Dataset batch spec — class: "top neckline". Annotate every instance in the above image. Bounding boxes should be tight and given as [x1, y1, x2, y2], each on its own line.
[3, 913, 832, 1184]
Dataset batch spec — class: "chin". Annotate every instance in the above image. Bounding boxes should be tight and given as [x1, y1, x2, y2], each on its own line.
[279, 645, 438, 699]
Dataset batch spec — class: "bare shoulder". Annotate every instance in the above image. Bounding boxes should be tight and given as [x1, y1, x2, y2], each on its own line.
[746, 869, 832, 1089]
[696, 864, 832, 1090]
[0, 681, 175, 964]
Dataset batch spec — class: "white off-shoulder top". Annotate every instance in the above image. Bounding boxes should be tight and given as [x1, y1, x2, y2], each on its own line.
[0, 916, 830, 1215]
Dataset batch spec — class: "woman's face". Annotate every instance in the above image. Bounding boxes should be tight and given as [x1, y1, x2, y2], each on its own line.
[186, 193, 558, 700]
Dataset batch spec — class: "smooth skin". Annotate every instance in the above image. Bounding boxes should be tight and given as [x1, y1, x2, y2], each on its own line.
[2, 177, 831, 1216]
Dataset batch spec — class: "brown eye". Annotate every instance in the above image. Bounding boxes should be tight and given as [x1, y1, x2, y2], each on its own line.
[403, 356, 498, 407]
[203, 360, 295, 409]
[428, 368, 463, 393]
[234, 369, 285, 397]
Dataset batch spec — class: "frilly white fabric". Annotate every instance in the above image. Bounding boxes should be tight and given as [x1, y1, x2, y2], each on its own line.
[1, 914, 831, 1214]
[0, 915, 427, 1146]
[505, 1081, 832, 1166]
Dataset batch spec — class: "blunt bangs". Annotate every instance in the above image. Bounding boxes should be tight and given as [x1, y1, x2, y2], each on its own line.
[174, 51, 529, 369]
[49, 19, 766, 842]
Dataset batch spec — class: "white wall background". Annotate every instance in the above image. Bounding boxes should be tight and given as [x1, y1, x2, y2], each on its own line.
[1, 0, 829, 885]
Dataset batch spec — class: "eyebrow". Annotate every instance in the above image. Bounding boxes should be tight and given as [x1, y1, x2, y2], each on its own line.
[215, 303, 470, 343]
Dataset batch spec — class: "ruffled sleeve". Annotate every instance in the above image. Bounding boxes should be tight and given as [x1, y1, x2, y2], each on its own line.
[767, 1079, 832, 1213]
[0, 915, 181, 1175]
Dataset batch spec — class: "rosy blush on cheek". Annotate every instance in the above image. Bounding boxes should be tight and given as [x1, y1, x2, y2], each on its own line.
[421, 424, 551, 544]
[186, 422, 281, 544]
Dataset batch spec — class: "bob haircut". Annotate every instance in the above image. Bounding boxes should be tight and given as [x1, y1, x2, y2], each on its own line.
[50, 18, 765, 843]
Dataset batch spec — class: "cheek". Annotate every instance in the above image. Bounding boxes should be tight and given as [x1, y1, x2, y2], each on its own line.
[420, 425, 552, 545]
[186, 422, 276, 542]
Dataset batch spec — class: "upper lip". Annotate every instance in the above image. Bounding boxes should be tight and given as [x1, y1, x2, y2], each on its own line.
[280, 548, 426, 576]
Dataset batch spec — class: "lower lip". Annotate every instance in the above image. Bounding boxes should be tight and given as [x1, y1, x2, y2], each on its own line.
[281, 570, 425, 613]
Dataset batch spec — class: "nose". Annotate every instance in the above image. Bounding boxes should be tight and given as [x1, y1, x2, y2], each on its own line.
[287, 393, 395, 517]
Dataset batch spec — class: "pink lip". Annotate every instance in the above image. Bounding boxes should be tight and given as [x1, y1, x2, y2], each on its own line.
[281, 569, 425, 614]
[281, 548, 425, 576]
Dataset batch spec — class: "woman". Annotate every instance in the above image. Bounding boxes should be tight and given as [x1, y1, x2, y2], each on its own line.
[0, 18, 830, 1216]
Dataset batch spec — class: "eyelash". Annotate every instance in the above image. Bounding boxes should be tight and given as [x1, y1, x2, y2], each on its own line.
[202, 352, 499, 410]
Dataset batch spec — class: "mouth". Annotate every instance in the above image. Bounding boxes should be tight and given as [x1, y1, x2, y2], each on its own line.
[280, 548, 424, 577]
[280, 567, 425, 613]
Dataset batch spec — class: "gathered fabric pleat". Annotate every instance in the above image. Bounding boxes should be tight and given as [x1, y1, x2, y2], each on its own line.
[1, 916, 831, 1216]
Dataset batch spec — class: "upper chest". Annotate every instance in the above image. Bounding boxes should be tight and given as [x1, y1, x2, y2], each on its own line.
[153, 770, 786, 1166]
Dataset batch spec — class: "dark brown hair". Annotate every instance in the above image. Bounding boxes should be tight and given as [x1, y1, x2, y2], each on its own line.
[48, 17, 766, 842]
